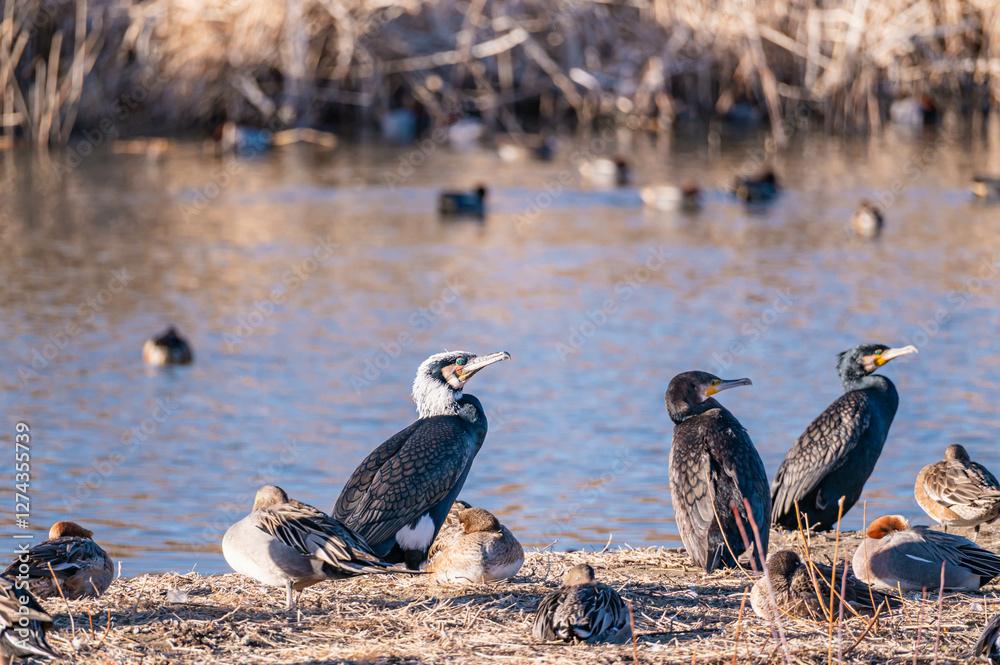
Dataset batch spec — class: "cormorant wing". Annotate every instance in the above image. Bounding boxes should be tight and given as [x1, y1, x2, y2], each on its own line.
[771, 390, 871, 522]
[333, 417, 476, 547]
[255, 501, 385, 572]
[707, 415, 771, 558]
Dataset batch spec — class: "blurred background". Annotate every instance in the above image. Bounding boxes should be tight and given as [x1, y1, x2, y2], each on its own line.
[2, 0, 1000, 574]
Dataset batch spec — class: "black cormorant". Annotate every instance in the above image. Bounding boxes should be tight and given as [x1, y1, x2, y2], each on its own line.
[332, 350, 510, 569]
[666, 371, 770, 572]
[770, 343, 917, 532]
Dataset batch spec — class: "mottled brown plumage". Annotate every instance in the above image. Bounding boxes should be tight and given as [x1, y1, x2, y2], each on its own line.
[750, 550, 897, 621]
[915, 445, 1000, 540]
[532, 564, 629, 644]
[5, 522, 113, 600]
[425, 507, 523, 583]
[0, 575, 55, 664]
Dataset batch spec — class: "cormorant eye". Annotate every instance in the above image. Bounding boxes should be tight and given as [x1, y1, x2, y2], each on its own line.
[875, 350, 883, 356]
[456, 358, 466, 366]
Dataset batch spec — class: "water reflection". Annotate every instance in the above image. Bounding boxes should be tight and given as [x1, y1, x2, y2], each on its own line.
[2, 129, 999, 574]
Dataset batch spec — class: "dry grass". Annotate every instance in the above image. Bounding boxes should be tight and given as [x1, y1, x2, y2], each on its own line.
[37, 526, 1000, 664]
[2, 0, 1000, 144]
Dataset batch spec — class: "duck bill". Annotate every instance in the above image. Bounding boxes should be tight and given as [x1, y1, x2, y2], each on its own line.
[706, 377, 752, 396]
[454, 351, 511, 383]
[874, 345, 918, 367]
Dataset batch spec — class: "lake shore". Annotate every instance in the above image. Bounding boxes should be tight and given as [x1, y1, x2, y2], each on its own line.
[39, 526, 1000, 664]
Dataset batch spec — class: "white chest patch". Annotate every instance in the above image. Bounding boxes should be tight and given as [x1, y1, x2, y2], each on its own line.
[396, 514, 436, 551]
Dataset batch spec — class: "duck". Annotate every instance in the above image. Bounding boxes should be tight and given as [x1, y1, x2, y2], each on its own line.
[641, 180, 701, 212]
[427, 500, 473, 560]
[579, 156, 632, 187]
[889, 94, 937, 128]
[972, 176, 1000, 200]
[142, 326, 193, 365]
[732, 169, 779, 202]
[974, 613, 1000, 664]
[332, 350, 510, 569]
[4, 521, 113, 600]
[532, 564, 630, 644]
[915, 445, 1000, 541]
[851, 201, 884, 239]
[666, 371, 770, 572]
[438, 186, 487, 218]
[496, 135, 557, 162]
[771, 343, 918, 532]
[750, 550, 898, 621]
[0, 575, 56, 664]
[425, 506, 523, 583]
[223, 485, 413, 609]
[852, 515, 1000, 592]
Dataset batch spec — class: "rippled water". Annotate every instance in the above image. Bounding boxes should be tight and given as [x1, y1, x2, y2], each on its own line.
[3, 125, 1000, 574]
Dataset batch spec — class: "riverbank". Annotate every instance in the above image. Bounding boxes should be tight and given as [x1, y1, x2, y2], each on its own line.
[39, 526, 1000, 664]
[2, 0, 999, 146]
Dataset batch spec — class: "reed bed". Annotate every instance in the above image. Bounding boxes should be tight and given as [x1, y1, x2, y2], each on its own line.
[36, 526, 1000, 664]
[2, 0, 1000, 145]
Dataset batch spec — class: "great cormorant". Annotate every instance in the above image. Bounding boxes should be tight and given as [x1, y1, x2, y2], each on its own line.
[143, 326, 193, 365]
[532, 564, 630, 644]
[223, 485, 405, 609]
[4, 522, 113, 600]
[852, 515, 1000, 591]
[915, 444, 1000, 540]
[750, 550, 897, 621]
[666, 371, 770, 572]
[770, 343, 917, 532]
[333, 350, 510, 569]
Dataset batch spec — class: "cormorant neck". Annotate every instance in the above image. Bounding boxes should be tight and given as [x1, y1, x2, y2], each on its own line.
[413, 380, 464, 419]
[841, 373, 893, 394]
[667, 397, 722, 424]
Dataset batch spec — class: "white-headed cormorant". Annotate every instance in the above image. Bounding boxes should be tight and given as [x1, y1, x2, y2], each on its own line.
[532, 564, 629, 644]
[4, 521, 113, 600]
[666, 371, 770, 572]
[771, 343, 917, 532]
[915, 444, 1000, 540]
[223, 485, 406, 609]
[333, 351, 510, 569]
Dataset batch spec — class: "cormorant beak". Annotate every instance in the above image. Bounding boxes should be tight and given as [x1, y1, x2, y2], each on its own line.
[874, 345, 918, 367]
[454, 351, 511, 384]
[706, 377, 752, 397]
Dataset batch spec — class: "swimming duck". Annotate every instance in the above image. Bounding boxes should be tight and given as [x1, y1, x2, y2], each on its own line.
[851, 201, 884, 239]
[4, 521, 113, 600]
[0, 575, 56, 664]
[771, 343, 917, 532]
[915, 445, 1000, 541]
[532, 564, 630, 644]
[666, 371, 770, 572]
[579, 157, 632, 187]
[332, 351, 510, 569]
[732, 170, 779, 202]
[425, 507, 523, 583]
[750, 549, 897, 621]
[439, 186, 486, 217]
[972, 176, 1000, 200]
[142, 326, 193, 365]
[852, 515, 1000, 592]
[889, 94, 937, 128]
[974, 612, 1000, 664]
[496, 135, 557, 162]
[223, 485, 409, 609]
[641, 180, 701, 212]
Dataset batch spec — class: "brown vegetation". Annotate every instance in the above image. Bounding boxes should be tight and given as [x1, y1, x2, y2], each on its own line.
[36, 526, 1000, 664]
